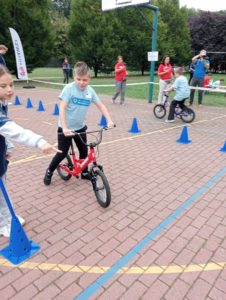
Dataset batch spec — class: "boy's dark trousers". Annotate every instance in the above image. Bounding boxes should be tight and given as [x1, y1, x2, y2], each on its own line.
[168, 99, 186, 121]
[48, 126, 88, 173]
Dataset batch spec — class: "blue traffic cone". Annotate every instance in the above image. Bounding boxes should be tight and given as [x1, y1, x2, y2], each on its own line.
[98, 115, 107, 127]
[14, 96, 21, 106]
[26, 98, 33, 109]
[37, 100, 45, 112]
[0, 179, 40, 265]
[52, 103, 59, 116]
[176, 126, 191, 144]
[219, 141, 226, 152]
[128, 117, 141, 133]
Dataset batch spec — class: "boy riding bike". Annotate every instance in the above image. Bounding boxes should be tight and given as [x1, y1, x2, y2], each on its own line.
[164, 67, 190, 123]
[44, 61, 114, 185]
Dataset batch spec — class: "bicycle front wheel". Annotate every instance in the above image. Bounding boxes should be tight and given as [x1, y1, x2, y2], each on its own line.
[181, 108, 195, 123]
[57, 154, 73, 181]
[91, 169, 111, 208]
[153, 104, 166, 119]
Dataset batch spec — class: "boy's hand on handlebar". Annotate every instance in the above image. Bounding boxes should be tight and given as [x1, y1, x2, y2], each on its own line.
[41, 143, 62, 154]
[63, 128, 74, 136]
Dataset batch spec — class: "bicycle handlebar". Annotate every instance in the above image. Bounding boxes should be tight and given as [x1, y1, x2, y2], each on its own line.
[57, 125, 116, 147]
[73, 125, 116, 147]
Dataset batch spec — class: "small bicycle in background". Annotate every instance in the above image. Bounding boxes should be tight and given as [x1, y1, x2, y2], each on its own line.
[57, 126, 115, 208]
[153, 93, 195, 123]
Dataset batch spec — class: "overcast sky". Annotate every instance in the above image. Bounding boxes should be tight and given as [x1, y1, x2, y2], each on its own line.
[180, 0, 225, 11]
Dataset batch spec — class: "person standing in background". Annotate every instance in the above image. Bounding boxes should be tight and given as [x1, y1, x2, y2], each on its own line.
[112, 55, 127, 105]
[189, 50, 210, 106]
[188, 62, 196, 85]
[0, 45, 8, 67]
[157, 55, 173, 104]
[62, 57, 70, 84]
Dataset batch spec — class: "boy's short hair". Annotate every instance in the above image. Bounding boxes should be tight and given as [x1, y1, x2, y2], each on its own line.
[73, 61, 90, 77]
[174, 67, 183, 75]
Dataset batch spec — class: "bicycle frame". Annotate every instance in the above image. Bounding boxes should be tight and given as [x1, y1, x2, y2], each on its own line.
[59, 140, 97, 177]
[163, 94, 188, 117]
[58, 128, 108, 177]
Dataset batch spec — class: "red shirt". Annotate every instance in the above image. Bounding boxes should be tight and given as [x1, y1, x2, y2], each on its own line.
[157, 63, 173, 80]
[203, 76, 211, 87]
[114, 63, 127, 81]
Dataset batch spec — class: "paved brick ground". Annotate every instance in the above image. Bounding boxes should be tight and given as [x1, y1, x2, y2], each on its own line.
[0, 86, 226, 299]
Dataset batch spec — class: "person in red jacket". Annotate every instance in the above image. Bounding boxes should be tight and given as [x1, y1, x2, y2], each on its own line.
[203, 73, 213, 88]
[157, 55, 173, 104]
[112, 55, 127, 105]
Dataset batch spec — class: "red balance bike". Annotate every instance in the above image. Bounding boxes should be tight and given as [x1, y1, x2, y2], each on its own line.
[57, 127, 114, 208]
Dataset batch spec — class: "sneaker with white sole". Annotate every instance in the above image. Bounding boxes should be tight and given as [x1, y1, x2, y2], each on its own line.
[0, 225, 11, 237]
[0, 216, 25, 237]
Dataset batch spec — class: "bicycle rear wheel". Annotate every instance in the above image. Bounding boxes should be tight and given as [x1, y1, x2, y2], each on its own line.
[181, 108, 195, 123]
[57, 154, 73, 181]
[91, 169, 111, 208]
[153, 104, 166, 119]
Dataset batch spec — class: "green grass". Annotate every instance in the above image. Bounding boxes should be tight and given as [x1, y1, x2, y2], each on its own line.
[19, 68, 226, 106]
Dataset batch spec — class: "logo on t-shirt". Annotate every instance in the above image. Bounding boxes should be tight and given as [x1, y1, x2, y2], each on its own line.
[72, 97, 91, 106]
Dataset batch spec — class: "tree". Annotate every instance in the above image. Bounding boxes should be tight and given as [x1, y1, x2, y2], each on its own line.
[189, 11, 226, 71]
[113, 7, 152, 75]
[0, 0, 54, 73]
[50, 10, 72, 64]
[69, 0, 120, 77]
[51, 0, 71, 18]
[155, 0, 192, 65]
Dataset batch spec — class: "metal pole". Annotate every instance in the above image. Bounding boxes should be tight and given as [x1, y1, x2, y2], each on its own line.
[146, 4, 158, 103]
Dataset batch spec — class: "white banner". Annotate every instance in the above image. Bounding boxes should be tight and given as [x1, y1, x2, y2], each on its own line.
[9, 27, 28, 80]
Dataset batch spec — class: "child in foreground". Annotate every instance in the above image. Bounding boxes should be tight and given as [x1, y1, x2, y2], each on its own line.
[0, 65, 59, 237]
[165, 67, 190, 123]
[44, 61, 114, 185]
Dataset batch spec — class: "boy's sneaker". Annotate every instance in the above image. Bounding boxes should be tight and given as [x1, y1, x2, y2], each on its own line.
[44, 169, 53, 185]
[165, 119, 175, 123]
[112, 98, 115, 104]
[81, 172, 90, 180]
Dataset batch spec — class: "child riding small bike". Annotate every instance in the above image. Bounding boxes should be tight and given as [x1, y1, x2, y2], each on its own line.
[164, 67, 192, 123]
[44, 61, 114, 186]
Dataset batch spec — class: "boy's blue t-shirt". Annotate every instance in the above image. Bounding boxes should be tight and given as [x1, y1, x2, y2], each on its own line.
[193, 58, 209, 78]
[173, 75, 190, 101]
[58, 82, 100, 130]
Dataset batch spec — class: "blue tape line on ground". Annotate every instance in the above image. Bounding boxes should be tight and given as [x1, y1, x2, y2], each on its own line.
[75, 166, 226, 300]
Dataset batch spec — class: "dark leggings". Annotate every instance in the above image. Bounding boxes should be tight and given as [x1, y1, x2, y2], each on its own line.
[48, 126, 88, 173]
[168, 99, 186, 121]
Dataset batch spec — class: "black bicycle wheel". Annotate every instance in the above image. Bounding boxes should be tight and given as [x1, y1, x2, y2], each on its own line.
[153, 104, 166, 119]
[57, 154, 73, 181]
[91, 169, 111, 208]
[181, 108, 195, 123]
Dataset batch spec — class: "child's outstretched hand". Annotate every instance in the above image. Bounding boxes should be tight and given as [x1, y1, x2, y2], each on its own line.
[107, 122, 115, 129]
[40, 143, 62, 154]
